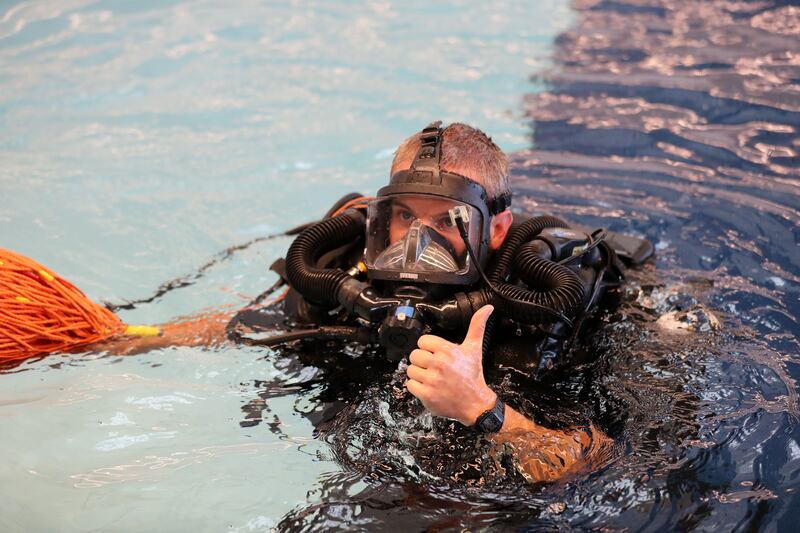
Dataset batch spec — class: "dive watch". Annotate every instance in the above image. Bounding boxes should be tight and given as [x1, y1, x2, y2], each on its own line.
[474, 397, 505, 434]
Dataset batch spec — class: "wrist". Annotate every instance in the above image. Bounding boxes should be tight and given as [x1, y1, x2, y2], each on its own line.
[472, 395, 506, 434]
[461, 388, 498, 426]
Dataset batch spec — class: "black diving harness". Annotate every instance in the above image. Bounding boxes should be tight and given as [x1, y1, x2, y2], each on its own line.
[101, 193, 635, 361]
[258, 122, 616, 359]
[254, 204, 614, 360]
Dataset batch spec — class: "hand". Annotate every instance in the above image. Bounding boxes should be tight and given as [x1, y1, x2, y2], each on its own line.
[405, 305, 497, 426]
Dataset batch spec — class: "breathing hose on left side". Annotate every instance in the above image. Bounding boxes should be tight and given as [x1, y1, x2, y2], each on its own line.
[284, 208, 366, 307]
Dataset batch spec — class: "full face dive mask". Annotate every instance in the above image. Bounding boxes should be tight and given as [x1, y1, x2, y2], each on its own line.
[365, 196, 484, 285]
[364, 122, 510, 287]
[372, 218, 460, 275]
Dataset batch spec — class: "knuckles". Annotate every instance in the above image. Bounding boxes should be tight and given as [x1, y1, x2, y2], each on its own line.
[426, 368, 443, 387]
[416, 334, 442, 349]
[429, 354, 447, 368]
[417, 334, 454, 353]
[408, 349, 427, 365]
[434, 347, 459, 367]
[407, 364, 442, 386]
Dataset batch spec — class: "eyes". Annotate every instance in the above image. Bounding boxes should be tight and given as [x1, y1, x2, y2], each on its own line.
[433, 215, 455, 231]
[397, 208, 414, 222]
[392, 206, 454, 232]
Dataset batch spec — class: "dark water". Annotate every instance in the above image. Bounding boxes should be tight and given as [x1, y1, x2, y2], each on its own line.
[269, 0, 800, 530]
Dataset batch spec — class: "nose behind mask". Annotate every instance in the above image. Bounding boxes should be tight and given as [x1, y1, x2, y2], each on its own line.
[373, 219, 460, 274]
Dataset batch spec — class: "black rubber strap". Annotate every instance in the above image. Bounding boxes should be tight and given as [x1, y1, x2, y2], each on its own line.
[405, 120, 511, 215]
[474, 396, 506, 434]
[487, 191, 512, 215]
[410, 121, 444, 182]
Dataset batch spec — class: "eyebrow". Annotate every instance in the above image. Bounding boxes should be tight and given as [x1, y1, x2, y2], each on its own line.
[393, 200, 451, 218]
[393, 200, 413, 212]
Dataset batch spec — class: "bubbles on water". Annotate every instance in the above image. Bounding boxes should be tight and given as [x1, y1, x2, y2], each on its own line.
[125, 391, 203, 411]
[107, 411, 134, 426]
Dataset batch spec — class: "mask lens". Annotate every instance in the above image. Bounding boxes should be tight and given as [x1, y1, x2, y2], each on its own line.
[365, 194, 483, 283]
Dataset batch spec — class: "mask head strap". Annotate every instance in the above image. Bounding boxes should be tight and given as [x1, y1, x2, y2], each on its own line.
[408, 121, 444, 183]
[396, 121, 511, 215]
[486, 191, 512, 215]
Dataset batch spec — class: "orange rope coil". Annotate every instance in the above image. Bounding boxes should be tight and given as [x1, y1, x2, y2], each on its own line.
[0, 248, 127, 363]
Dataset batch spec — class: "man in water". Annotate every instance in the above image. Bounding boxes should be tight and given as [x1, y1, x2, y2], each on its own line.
[364, 123, 603, 481]
[103, 122, 622, 482]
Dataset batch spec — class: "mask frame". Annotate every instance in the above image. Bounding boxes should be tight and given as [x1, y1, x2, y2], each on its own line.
[365, 197, 483, 284]
[365, 122, 511, 286]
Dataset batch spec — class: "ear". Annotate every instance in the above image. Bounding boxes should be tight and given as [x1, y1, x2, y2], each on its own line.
[488, 210, 513, 251]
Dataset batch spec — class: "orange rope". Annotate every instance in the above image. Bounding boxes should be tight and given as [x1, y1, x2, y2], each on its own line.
[0, 249, 126, 363]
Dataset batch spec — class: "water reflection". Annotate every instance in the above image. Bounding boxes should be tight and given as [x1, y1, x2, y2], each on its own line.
[513, 0, 799, 529]
[71, 441, 310, 488]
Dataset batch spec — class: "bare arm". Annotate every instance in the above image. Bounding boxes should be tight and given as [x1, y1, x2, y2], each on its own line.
[95, 310, 236, 355]
[488, 401, 609, 482]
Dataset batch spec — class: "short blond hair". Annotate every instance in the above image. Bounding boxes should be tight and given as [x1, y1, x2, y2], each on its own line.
[390, 123, 510, 202]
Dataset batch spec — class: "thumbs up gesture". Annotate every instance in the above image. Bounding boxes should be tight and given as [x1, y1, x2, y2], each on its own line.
[405, 305, 499, 426]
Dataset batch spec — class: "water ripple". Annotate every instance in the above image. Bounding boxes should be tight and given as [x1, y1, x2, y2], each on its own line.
[71, 440, 310, 488]
[508, 0, 800, 529]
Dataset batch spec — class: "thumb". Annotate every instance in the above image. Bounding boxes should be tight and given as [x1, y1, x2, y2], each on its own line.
[462, 305, 494, 348]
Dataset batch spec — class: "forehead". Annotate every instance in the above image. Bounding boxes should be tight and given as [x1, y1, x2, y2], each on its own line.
[392, 195, 458, 215]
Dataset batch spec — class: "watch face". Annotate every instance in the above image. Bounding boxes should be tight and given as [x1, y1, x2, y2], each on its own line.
[480, 411, 503, 433]
[477, 400, 505, 434]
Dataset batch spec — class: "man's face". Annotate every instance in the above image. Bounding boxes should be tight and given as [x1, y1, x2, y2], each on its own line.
[388, 196, 467, 257]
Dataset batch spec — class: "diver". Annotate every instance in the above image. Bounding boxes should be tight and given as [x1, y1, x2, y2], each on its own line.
[93, 121, 653, 482]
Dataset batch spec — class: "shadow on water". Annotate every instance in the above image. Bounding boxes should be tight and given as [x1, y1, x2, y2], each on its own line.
[266, 0, 800, 529]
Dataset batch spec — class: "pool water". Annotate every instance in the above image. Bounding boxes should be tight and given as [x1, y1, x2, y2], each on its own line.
[0, 1, 575, 530]
[2, 0, 800, 531]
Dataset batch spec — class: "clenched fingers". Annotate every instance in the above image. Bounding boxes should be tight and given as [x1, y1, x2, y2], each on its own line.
[409, 348, 437, 369]
[406, 363, 430, 384]
[405, 378, 431, 403]
[417, 334, 455, 353]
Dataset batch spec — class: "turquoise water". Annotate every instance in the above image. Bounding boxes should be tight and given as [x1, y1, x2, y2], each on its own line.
[0, 1, 573, 530]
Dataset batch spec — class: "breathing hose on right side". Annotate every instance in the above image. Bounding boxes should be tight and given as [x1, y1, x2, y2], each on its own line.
[511, 242, 585, 316]
[286, 209, 588, 337]
[458, 215, 585, 326]
[487, 215, 569, 284]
